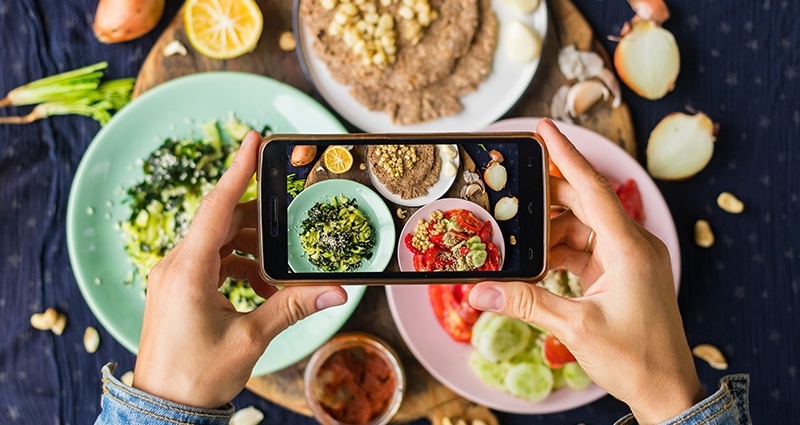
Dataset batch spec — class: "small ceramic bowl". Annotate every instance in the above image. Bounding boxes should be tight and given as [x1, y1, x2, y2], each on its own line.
[304, 333, 405, 425]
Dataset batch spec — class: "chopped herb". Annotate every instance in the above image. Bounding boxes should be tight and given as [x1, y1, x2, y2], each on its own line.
[287, 173, 306, 197]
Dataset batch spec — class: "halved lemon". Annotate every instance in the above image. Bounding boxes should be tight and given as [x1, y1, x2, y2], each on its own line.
[323, 146, 353, 174]
[184, 0, 263, 60]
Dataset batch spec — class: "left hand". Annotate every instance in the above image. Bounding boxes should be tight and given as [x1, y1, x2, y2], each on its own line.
[132, 131, 347, 409]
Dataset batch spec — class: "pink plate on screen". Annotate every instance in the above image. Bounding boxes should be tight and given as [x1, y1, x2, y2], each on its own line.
[396, 198, 505, 272]
[386, 117, 681, 414]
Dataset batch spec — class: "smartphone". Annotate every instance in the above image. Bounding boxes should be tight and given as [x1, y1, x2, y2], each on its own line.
[257, 132, 549, 285]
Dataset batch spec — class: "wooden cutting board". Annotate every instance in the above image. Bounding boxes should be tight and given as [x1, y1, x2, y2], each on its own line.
[133, 1, 635, 423]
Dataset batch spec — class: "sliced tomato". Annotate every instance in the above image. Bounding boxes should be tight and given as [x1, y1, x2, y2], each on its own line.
[429, 284, 480, 343]
[443, 209, 466, 219]
[413, 254, 428, 271]
[429, 233, 446, 249]
[404, 233, 421, 255]
[455, 212, 483, 233]
[615, 179, 645, 224]
[459, 245, 471, 256]
[477, 220, 493, 244]
[485, 243, 501, 271]
[542, 334, 576, 368]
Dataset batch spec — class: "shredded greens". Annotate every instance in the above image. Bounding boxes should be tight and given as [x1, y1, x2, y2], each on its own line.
[287, 173, 306, 197]
[299, 196, 375, 272]
[121, 114, 263, 311]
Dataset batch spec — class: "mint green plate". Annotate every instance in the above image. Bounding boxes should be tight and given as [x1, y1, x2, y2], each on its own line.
[288, 180, 395, 273]
[66, 72, 366, 376]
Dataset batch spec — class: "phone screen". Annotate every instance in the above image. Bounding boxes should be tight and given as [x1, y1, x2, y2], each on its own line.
[259, 133, 548, 283]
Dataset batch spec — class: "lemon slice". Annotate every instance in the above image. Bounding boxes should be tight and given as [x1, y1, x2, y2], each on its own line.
[184, 0, 263, 60]
[323, 146, 353, 174]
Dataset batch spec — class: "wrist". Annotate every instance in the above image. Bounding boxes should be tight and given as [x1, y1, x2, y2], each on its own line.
[627, 373, 705, 424]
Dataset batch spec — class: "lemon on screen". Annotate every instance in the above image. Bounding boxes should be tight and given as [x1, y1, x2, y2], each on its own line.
[184, 0, 263, 60]
[323, 146, 353, 174]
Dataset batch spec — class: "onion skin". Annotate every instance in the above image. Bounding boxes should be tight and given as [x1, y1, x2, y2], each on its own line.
[614, 20, 680, 100]
[93, 0, 166, 44]
[290, 145, 317, 166]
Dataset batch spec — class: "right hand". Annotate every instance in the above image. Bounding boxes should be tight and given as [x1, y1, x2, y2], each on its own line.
[469, 119, 704, 424]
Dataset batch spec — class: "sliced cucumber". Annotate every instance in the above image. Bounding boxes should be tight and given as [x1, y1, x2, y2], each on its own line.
[468, 350, 510, 390]
[563, 362, 592, 390]
[552, 366, 566, 389]
[470, 312, 500, 348]
[476, 316, 532, 362]
[503, 363, 554, 402]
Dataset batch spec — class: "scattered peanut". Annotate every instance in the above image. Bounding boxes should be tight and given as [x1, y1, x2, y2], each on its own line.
[30, 308, 59, 330]
[279, 31, 296, 51]
[52, 313, 68, 335]
[396, 207, 408, 219]
[84, 326, 100, 353]
[120, 371, 135, 386]
[359, 162, 366, 170]
[716, 191, 744, 214]
[694, 219, 714, 248]
[692, 344, 728, 370]
[509, 235, 517, 245]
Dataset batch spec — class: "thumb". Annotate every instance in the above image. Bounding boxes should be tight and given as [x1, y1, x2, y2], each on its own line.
[246, 285, 348, 343]
[469, 281, 575, 337]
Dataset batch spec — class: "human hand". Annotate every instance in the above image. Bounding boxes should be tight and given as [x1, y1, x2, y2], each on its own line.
[132, 131, 347, 409]
[469, 119, 704, 423]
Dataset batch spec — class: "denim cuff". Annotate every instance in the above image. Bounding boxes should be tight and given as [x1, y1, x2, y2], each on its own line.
[614, 374, 751, 425]
[95, 363, 235, 425]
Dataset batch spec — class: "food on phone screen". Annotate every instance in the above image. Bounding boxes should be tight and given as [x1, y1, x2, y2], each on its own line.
[299, 196, 375, 271]
[291, 145, 317, 166]
[404, 208, 501, 271]
[120, 116, 263, 311]
[323, 145, 354, 174]
[299, 0, 498, 125]
[368, 145, 441, 199]
[428, 284, 481, 343]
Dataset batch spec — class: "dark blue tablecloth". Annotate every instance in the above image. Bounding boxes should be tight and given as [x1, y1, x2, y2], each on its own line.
[1, 0, 798, 423]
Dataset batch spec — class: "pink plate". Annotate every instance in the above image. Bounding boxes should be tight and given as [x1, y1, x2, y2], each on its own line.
[386, 117, 681, 414]
[397, 198, 505, 272]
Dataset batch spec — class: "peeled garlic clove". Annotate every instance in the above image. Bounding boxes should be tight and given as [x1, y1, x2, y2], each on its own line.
[443, 161, 457, 177]
[84, 326, 100, 353]
[230, 406, 265, 425]
[439, 144, 458, 158]
[628, 0, 670, 24]
[596, 68, 622, 108]
[504, 21, 541, 63]
[557, 45, 604, 81]
[502, 0, 540, 14]
[460, 183, 485, 199]
[692, 344, 728, 370]
[566, 80, 610, 118]
[614, 20, 680, 100]
[646, 112, 716, 180]
[484, 162, 507, 191]
[120, 371, 135, 386]
[494, 196, 519, 221]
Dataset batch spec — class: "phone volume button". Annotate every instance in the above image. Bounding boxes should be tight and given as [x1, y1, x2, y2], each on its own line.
[270, 196, 279, 236]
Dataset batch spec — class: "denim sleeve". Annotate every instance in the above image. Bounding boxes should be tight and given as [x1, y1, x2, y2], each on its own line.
[94, 363, 235, 425]
[614, 374, 751, 425]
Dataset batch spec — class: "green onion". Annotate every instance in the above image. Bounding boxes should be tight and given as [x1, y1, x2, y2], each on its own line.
[0, 62, 134, 125]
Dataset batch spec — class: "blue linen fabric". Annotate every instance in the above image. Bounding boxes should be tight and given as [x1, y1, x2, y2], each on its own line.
[0, 0, 797, 424]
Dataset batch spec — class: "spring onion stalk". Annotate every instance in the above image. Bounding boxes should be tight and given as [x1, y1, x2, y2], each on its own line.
[0, 78, 134, 125]
[0, 62, 108, 107]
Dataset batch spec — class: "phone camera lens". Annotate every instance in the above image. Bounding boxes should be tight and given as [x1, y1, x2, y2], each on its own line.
[269, 168, 278, 177]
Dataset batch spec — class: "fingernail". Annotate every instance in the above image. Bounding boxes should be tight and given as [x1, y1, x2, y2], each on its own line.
[471, 287, 504, 311]
[240, 130, 260, 148]
[315, 291, 345, 310]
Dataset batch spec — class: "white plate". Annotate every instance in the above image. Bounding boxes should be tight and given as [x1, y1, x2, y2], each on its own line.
[294, 0, 548, 132]
[386, 117, 681, 413]
[367, 144, 460, 207]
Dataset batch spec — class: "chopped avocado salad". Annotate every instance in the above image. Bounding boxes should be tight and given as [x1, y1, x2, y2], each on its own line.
[298, 195, 375, 272]
[120, 114, 264, 311]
